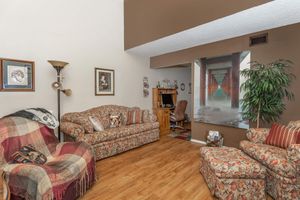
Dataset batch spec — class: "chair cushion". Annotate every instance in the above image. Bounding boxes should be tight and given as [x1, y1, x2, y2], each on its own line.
[200, 147, 266, 179]
[240, 140, 297, 178]
[81, 122, 159, 145]
[265, 123, 300, 149]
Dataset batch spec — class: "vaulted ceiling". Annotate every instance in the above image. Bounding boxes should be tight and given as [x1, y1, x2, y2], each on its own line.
[125, 0, 300, 57]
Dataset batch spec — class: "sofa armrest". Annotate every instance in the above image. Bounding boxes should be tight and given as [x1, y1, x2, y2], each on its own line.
[287, 144, 300, 179]
[246, 128, 270, 143]
[149, 113, 157, 122]
[60, 122, 85, 140]
[143, 110, 157, 123]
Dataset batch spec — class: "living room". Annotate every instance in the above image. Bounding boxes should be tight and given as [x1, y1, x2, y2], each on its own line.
[0, 0, 299, 200]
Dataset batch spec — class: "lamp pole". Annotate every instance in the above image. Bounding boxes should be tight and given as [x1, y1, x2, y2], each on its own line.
[48, 60, 69, 142]
[56, 67, 62, 141]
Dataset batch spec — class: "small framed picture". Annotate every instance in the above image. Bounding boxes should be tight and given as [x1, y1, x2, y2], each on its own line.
[0, 58, 35, 91]
[95, 68, 115, 96]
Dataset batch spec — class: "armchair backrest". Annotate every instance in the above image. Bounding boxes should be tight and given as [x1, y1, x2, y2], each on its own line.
[0, 117, 58, 166]
[173, 100, 188, 121]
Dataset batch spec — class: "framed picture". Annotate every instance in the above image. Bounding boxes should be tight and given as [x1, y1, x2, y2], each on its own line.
[0, 58, 35, 91]
[95, 68, 115, 96]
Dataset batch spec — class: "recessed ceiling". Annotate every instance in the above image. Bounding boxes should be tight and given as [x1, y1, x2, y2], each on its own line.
[126, 0, 300, 57]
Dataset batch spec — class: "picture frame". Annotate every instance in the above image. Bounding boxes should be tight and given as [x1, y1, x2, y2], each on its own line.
[95, 68, 115, 96]
[0, 58, 35, 92]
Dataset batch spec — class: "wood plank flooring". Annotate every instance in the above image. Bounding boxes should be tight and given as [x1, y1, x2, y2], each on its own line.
[82, 136, 212, 200]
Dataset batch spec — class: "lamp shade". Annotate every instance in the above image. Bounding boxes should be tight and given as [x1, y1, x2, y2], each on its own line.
[62, 89, 72, 96]
[48, 60, 69, 69]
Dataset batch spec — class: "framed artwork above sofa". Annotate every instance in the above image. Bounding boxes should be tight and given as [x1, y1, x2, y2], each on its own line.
[95, 68, 115, 96]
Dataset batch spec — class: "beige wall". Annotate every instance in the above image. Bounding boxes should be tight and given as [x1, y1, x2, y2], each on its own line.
[151, 23, 300, 146]
[0, 0, 191, 118]
[124, 0, 269, 49]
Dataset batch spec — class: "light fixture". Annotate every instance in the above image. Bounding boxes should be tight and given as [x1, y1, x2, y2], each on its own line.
[48, 60, 72, 142]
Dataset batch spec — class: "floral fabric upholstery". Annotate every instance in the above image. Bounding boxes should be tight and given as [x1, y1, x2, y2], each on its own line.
[200, 147, 266, 200]
[240, 140, 297, 178]
[61, 122, 85, 140]
[266, 168, 300, 199]
[61, 105, 159, 161]
[92, 129, 159, 160]
[82, 122, 159, 145]
[288, 144, 300, 175]
[62, 112, 95, 134]
[246, 128, 270, 144]
[288, 120, 300, 129]
[240, 120, 300, 199]
[200, 147, 266, 179]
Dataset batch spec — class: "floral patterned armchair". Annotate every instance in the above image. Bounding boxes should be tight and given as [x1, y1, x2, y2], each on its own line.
[240, 120, 300, 199]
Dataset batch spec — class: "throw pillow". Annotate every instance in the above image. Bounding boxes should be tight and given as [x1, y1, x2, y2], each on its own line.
[89, 116, 104, 131]
[265, 123, 300, 149]
[110, 114, 122, 128]
[12, 145, 47, 164]
[127, 108, 143, 125]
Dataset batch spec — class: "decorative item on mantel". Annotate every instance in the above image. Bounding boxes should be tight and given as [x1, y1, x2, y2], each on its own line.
[162, 79, 171, 88]
[48, 60, 72, 142]
[156, 81, 161, 88]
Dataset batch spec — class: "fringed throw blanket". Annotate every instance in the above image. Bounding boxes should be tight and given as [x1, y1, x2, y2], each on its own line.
[0, 117, 96, 200]
[6, 108, 59, 129]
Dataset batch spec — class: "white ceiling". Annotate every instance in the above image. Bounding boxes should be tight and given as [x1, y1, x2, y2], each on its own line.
[126, 0, 300, 57]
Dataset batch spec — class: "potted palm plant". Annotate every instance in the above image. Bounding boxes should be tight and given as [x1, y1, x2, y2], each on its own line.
[240, 59, 295, 128]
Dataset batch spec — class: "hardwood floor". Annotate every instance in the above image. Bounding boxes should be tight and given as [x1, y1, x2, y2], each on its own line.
[82, 136, 212, 200]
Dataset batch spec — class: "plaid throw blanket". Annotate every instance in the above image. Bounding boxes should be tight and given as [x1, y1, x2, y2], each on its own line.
[0, 117, 96, 200]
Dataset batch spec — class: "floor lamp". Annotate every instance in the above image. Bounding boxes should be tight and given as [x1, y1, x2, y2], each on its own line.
[48, 60, 72, 142]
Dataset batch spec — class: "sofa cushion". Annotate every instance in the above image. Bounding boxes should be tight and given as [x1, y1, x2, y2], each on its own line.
[109, 114, 122, 128]
[89, 116, 104, 131]
[200, 147, 265, 179]
[81, 122, 159, 145]
[127, 108, 143, 125]
[265, 123, 300, 149]
[240, 140, 297, 178]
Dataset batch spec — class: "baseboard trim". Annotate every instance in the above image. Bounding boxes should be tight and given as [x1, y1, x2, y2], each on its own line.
[190, 139, 207, 145]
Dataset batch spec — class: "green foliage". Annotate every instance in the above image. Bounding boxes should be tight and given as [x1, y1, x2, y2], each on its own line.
[240, 59, 295, 128]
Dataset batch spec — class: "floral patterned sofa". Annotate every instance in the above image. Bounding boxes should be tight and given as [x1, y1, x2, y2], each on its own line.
[240, 120, 300, 199]
[61, 105, 160, 160]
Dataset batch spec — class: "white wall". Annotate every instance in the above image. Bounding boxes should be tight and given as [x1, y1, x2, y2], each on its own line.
[0, 0, 191, 118]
